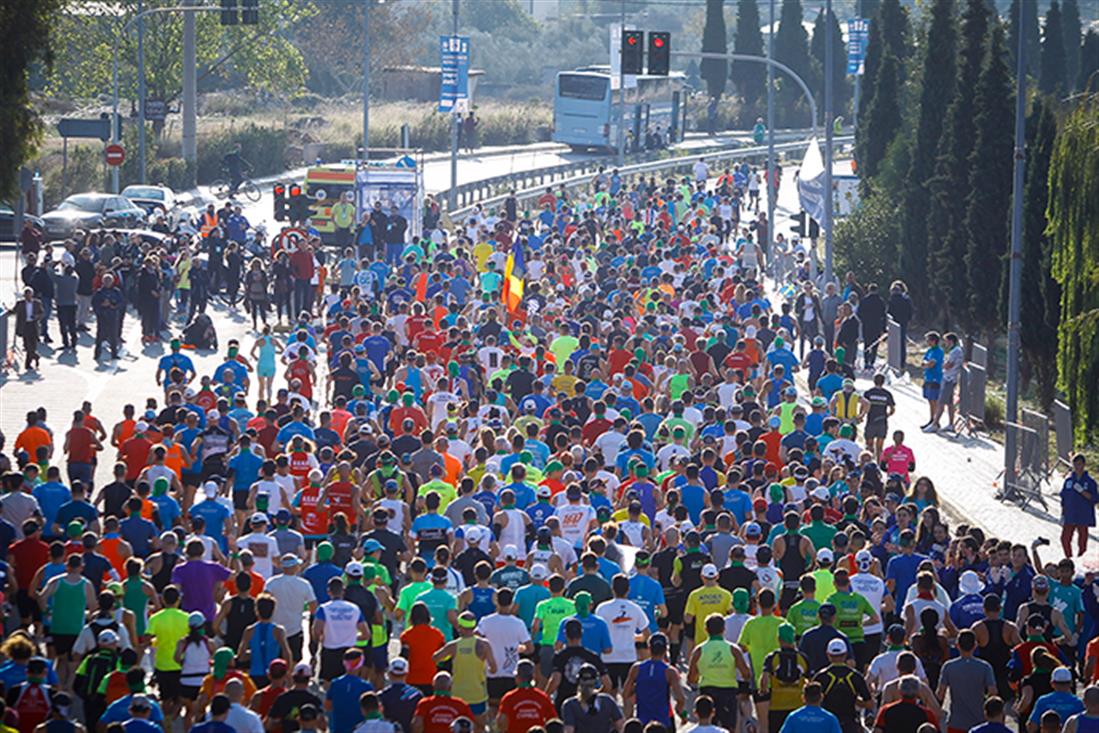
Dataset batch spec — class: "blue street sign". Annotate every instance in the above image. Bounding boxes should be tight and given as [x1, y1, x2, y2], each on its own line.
[438, 35, 471, 113]
[846, 19, 869, 75]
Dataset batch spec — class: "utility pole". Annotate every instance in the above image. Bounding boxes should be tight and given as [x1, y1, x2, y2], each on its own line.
[362, 0, 370, 160]
[137, 0, 146, 183]
[182, 0, 197, 183]
[766, 0, 776, 258]
[617, 0, 626, 165]
[823, 0, 835, 286]
[448, 0, 459, 209]
[1003, 0, 1027, 496]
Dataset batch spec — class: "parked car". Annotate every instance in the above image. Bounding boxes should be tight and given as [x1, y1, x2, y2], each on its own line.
[0, 202, 46, 242]
[122, 184, 177, 216]
[40, 192, 146, 240]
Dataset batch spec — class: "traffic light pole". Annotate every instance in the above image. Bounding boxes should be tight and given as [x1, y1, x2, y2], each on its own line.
[671, 51, 819, 138]
[823, 0, 834, 286]
[617, 0, 626, 166]
[766, 0, 776, 266]
[448, 0, 459, 210]
[362, 0, 370, 161]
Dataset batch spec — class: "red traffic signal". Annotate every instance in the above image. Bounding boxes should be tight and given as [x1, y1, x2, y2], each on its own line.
[622, 29, 644, 74]
[289, 184, 302, 197]
[652, 36, 665, 48]
[648, 31, 671, 75]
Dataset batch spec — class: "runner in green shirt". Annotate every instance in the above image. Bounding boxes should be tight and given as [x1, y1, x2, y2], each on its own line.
[786, 575, 822, 639]
[800, 504, 838, 551]
[531, 576, 576, 645]
[737, 589, 785, 686]
[824, 569, 879, 644]
[395, 560, 433, 622]
[415, 567, 459, 640]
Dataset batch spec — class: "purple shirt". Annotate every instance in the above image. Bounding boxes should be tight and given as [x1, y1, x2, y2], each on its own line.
[171, 559, 231, 620]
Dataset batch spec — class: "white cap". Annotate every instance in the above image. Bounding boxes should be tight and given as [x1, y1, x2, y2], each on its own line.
[536, 485, 552, 498]
[203, 481, 219, 496]
[250, 512, 268, 524]
[530, 564, 549, 580]
[98, 629, 120, 644]
[345, 561, 364, 577]
[855, 550, 873, 571]
[811, 486, 831, 501]
[1051, 667, 1073, 683]
[701, 563, 719, 579]
[207, 409, 220, 419]
[463, 527, 481, 544]
[827, 638, 847, 655]
[135, 421, 149, 432]
[816, 548, 834, 564]
[388, 658, 409, 675]
[959, 570, 985, 595]
[292, 661, 312, 677]
[503, 545, 519, 561]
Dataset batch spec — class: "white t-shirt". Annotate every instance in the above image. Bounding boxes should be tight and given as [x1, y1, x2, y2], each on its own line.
[264, 573, 316, 636]
[316, 599, 365, 649]
[478, 346, 505, 376]
[554, 503, 596, 548]
[867, 649, 928, 688]
[594, 431, 627, 468]
[476, 612, 531, 679]
[594, 598, 649, 664]
[850, 572, 886, 635]
[427, 391, 460, 429]
[237, 532, 279, 578]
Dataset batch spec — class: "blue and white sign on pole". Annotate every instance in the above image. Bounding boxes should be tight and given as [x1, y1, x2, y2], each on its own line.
[846, 19, 869, 75]
[438, 35, 470, 113]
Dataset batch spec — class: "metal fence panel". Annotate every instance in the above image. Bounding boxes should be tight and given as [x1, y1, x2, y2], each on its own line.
[1053, 400, 1074, 465]
[965, 364, 987, 423]
[1021, 409, 1050, 477]
[970, 342, 988, 370]
[958, 363, 971, 418]
[887, 318, 903, 372]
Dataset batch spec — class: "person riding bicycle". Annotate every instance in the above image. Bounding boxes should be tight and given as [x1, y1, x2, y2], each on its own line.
[222, 143, 251, 194]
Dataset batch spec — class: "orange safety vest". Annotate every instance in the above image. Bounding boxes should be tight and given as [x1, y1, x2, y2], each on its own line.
[200, 211, 218, 238]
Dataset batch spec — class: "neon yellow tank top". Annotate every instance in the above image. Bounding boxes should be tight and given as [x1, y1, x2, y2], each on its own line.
[451, 636, 488, 704]
[670, 373, 691, 400]
[778, 401, 798, 434]
[698, 638, 738, 688]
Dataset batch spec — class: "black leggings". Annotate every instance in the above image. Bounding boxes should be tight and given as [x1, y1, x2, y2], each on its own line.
[249, 298, 268, 328]
[274, 290, 292, 320]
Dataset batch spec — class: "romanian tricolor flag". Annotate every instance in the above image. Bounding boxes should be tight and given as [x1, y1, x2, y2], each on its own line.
[502, 239, 526, 315]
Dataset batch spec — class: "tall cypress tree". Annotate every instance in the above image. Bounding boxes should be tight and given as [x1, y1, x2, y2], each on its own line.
[926, 0, 990, 327]
[1040, 0, 1067, 95]
[898, 0, 956, 307]
[732, 0, 766, 123]
[859, 52, 902, 181]
[1008, 0, 1041, 78]
[1080, 30, 1099, 91]
[701, 0, 729, 100]
[963, 24, 1013, 339]
[1061, 0, 1082, 92]
[810, 8, 849, 118]
[858, 0, 881, 20]
[773, 0, 811, 125]
[858, 0, 908, 125]
[1018, 96, 1060, 408]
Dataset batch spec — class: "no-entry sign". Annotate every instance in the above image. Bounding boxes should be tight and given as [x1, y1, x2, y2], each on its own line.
[105, 144, 126, 167]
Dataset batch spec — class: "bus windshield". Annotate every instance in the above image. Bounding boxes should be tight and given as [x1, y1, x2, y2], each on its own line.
[558, 74, 609, 101]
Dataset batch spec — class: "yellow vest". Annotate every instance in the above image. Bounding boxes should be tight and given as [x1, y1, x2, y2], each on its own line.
[832, 391, 860, 420]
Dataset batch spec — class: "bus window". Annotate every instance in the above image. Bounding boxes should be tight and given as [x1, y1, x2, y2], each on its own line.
[559, 74, 609, 100]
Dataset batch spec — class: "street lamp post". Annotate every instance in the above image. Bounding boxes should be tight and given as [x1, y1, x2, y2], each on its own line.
[767, 0, 776, 262]
[823, 0, 834, 286]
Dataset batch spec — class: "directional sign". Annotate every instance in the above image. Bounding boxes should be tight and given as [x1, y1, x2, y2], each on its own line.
[847, 18, 870, 75]
[438, 35, 470, 113]
[57, 116, 112, 141]
[105, 144, 126, 167]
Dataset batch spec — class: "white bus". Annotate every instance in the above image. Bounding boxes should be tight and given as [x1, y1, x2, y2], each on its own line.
[552, 67, 687, 151]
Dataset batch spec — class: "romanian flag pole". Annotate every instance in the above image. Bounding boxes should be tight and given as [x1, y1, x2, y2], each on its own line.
[502, 239, 526, 319]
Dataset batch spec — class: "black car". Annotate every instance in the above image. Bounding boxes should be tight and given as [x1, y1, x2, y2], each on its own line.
[0, 202, 46, 242]
[41, 192, 146, 240]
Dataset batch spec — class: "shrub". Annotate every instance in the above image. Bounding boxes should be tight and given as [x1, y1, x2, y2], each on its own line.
[195, 124, 290, 183]
[985, 394, 1005, 429]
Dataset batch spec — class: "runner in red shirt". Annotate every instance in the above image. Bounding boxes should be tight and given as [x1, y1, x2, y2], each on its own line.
[412, 673, 475, 733]
[11, 520, 50, 626]
[496, 661, 556, 733]
[119, 425, 154, 482]
[286, 354, 315, 401]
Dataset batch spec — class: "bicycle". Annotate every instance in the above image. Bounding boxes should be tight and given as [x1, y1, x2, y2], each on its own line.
[210, 177, 261, 203]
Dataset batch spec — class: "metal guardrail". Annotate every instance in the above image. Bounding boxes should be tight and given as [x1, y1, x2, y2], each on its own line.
[446, 135, 854, 222]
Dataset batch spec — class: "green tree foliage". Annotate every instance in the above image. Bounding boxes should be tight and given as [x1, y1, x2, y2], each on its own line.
[773, 0, 811, 126]
[899, 0, 956, 308]
[1039, 0, 1067, 95]
[1061, 0, 1082, 92]
[732, 0, 766, 122]
[1081, 31, 1099, 91]
[858, 52, 901, 181]
[1048, 95, 1099, 444]
[701, 0, 729, 100]
[1, 0, 66, 199]
[926, 0, 989, 327]
[46, 0, 312, 101]
[1018, 96, 1060, 408]
[835, 190, 901, 288]
[858, 0, 882, 20]
[963, 25, 1013, 337]
[858, 0, 908, 126]
[1007, 0, 1041, 79]
[809, 8, 849, 119]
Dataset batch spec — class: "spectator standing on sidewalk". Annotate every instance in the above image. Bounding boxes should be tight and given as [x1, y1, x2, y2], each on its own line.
[1060, 453, 1099, 559]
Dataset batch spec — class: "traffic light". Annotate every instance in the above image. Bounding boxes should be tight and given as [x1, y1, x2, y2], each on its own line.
[241, 0, 259, 25]
[273, 183, 287, 221]
[647, 31, 671, 75]
[220, 0, 238, 25]
[808, 216, 820, 239]
[790, 211, 806, 237]
[288, 184, 310, 222]
[621, 30, 644, 75]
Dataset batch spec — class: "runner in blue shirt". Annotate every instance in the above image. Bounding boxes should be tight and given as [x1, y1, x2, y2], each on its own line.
[325, 648, 374, 733]
[627, 553, 666, 632]
[778, 683, 842, 733]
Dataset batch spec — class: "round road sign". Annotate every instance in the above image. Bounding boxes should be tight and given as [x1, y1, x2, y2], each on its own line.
[105, 144, 126, 167]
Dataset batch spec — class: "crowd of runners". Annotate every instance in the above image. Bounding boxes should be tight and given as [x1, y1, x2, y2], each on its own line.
[1, 159, 1098, 733]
